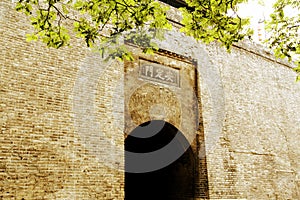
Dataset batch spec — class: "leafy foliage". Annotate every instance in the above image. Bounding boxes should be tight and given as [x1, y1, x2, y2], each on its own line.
[15, 0, 172, 53]
[180, 0, 251, 49]
[265, 0, 300, 80]
[14, 0, 300, 80]
[14, 0, 251, 57]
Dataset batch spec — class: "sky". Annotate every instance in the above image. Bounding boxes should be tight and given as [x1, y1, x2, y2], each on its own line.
[238, 0, 276, 19]
[237, 0, 298, 42]
[237, 0, 276, 42]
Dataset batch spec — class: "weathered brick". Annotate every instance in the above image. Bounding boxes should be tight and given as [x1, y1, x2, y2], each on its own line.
[1, 1, 300, 199]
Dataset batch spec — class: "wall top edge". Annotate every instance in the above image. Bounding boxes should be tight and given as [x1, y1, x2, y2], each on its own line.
[163, 2, 296, 69]
[233, 39, 296, 69]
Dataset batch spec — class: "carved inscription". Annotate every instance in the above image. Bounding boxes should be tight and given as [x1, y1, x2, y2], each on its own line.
[139, 61, 180, 87]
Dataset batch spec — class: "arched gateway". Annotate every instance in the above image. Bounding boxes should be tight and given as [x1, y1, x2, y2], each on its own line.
[125, 120, 195, 200]
[124, 48, 209, 199]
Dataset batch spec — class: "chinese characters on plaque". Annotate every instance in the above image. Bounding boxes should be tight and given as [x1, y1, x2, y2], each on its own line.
[139, 62, 180, 87]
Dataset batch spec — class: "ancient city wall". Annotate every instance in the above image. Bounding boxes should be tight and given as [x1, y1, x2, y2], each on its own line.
[1, 1, 125, 199]
[202, 42, 300, 199]
[1, 0, 300, 199]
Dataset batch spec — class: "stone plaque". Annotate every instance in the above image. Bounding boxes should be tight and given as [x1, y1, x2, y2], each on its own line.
[139, 61, 180, 87]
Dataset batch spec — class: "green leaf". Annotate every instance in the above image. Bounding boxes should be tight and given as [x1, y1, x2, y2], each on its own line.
[25, 34, 38, 42]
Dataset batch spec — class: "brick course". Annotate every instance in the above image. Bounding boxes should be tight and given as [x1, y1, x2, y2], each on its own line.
[1, 1, 300, 199]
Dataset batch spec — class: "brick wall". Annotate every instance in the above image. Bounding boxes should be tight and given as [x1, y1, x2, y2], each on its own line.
[1, 1, 300, 199]
[1, 1, 124, 199]
[203, 42, 300, 199]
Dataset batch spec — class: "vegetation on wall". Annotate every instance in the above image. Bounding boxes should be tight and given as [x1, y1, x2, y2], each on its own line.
[265, 0, 300, 80]
[14, 0, 300, 79]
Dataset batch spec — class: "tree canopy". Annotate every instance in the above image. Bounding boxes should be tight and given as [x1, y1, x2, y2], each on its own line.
[265, 0, 300, 80]
[14, 0, 300, 79]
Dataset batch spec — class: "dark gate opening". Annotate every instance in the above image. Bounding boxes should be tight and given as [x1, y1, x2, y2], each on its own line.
[125, 120, 195, 200]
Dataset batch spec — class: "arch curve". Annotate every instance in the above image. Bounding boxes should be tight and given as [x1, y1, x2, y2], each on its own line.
[125, 120, 196, 199]
[126, 83, 182, 134]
